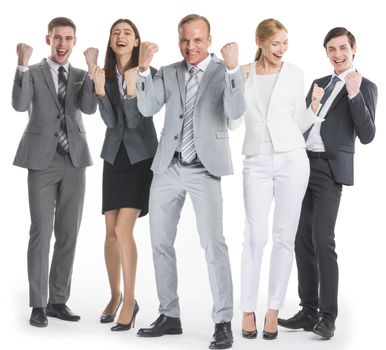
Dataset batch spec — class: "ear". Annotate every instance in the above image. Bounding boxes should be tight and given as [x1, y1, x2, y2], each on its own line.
[45, 34, 51, 46]
[255, 37, 262, 47]
[73, 37, 77, 47]
[352, 44, 357, 56]
[207, 35, 212, 47]
[134, 38, 139, 47]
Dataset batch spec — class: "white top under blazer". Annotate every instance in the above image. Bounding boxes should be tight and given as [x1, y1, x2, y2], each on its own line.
[229, 62, 315, 155]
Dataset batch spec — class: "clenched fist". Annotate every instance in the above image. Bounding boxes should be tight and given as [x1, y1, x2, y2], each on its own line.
[16, 43, 33, 67]
[221, 42, 238, 70]
[84, 47, 99, 73]
[311, 83, 325, 114]
[138, 42, 159, 72]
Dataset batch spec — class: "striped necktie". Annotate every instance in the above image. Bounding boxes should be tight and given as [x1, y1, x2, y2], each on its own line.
[57, 66, 69, 153]
[181, 66, 199, 163]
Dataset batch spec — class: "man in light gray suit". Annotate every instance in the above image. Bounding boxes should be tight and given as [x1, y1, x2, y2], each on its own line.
[12, 17, 97, 327]
[136, 14, 245, 349]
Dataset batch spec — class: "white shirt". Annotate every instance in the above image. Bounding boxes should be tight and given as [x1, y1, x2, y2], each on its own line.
[306, 66, 356, 152]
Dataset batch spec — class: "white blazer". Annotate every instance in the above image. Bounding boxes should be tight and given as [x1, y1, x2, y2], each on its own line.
[229, 62, 315, 155]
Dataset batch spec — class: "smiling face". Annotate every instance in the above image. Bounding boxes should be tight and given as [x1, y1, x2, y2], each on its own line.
[46, 26, 76, 65]
[109, 22, 138, 57]
[257, 29, 288, 66]
[326, 35, 356, 74]
[178, 19, 211, 65]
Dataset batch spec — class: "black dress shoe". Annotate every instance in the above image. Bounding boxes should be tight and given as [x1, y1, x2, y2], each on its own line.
[312, 314, 335, 339]
[278, 309, 318, 331]
[46, 303, 80, 321]
[209, 321, 233, 349]
[100, 294, 123, 323]
[137, 314, 182, 337]
[111, 300, 139, 332]
[242, 312, 257, 339]
[30, 307, 48, 328]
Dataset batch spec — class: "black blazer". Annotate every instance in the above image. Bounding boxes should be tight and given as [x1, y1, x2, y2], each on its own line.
[305, 75, 377, 186]
[98, 67, 158, 165]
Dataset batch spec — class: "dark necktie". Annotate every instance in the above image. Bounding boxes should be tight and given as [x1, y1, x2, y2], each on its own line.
[319, 75, 341, 108]
[181, 66, 199, 163]
[57, 66, 69, 153]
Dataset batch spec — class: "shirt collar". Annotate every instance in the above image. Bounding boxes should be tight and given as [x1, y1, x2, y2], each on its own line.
[186, 53, 212, 73]
[47, 58, 69, 73]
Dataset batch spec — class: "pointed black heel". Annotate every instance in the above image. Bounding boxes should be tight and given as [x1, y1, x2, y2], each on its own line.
[242, 312, 257, 339]
[111, 300, 139, 332]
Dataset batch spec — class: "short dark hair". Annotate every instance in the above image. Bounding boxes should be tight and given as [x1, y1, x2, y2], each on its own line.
[48, 17, 76, 34]
[323, 27, 356, 49]
[178, 14, 211, 36]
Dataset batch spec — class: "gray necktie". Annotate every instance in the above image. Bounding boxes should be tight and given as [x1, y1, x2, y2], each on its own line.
[57, 66, 69, 153]
[319, 75, 341, 108]
[181, 66, 199, 163]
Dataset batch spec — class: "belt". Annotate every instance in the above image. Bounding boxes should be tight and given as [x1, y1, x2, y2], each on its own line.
[174, 151, 200, 164]
[306, 150, 334, 160]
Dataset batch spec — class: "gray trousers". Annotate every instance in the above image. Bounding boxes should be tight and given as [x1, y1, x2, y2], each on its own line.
[149, 157, 233, 323]
[27, 152, 85, 307]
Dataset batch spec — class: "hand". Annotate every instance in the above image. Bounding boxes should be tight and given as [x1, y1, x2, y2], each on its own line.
[311, 83, 324, 113]
[138, 42, 159, 72]
[124, 67, 137, 97]
[83, 47, 99, 73]
[16, 43, 33, 67]
[91, 66, 106, 97]
[221, 42, 238, 70]
[345, 71, 362, 97]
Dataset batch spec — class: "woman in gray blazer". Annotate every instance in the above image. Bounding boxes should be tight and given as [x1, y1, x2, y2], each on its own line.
[89, 18, 157, 331]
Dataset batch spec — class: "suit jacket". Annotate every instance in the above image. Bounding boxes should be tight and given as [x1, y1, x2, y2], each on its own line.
[229, 62, 315, 154]
[98, 67, 158, 165]
[305, 75, 377, 186]
[12, 59, 97, 170]
[136, 54, 245, 177]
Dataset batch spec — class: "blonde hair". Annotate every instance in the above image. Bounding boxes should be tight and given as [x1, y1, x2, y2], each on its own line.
[254, 18, 287, 61]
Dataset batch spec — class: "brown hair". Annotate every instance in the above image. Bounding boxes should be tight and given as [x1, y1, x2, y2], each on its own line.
[254, 18, 287, 61]
[47, 17, 76, 34]
[323, 27, 356, 49]
[104, 19, 141, 82]
[178, 14, 211, 36]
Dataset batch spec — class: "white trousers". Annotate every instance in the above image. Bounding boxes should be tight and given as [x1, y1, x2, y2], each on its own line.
[240, 145, 310, 311]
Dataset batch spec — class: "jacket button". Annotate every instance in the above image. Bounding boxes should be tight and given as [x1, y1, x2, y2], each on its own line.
[179, 114, 183, 119]
[55, 132, 59, 137]
[174, 135, 178, 140]
[57, 115, 61, 119]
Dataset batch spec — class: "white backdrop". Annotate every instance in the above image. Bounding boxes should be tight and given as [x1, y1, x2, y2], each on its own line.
[1, 1, 385, 349]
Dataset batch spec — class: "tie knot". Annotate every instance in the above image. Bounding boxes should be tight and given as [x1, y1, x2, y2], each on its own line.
[330, 75, 340, 86]
[58, 66, 66, 74]
[189, 66, 198, 76]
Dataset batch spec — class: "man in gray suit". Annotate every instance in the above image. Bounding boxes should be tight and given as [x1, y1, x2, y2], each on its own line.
[135, 14, 245, 349]
[12, 17, 97, 327]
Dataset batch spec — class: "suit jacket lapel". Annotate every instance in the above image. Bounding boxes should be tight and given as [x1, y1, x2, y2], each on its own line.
[106, 79, 121, 116]
[195, 55, 219, 105]
[40, 59, 61, 110]
[325, 85, 347, 118]
[265, 62, 287, 120]
[176, 61, 186, 105]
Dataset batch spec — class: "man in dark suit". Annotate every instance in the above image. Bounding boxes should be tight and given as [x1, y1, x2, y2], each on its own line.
[12, 17, 97, 327]
[278, 27, 377, 339]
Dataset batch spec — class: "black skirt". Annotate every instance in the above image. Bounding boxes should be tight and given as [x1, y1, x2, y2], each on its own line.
[102, 142, 153, 217]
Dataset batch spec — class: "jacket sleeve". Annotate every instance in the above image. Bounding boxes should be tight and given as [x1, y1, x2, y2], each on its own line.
[97, 94, 117, 128]
[223, 68, 245, 120]
[348, 80, 377, 144]
[12, 68, 33, 112]
[79, 73, 98, 115]
[136, 67, 165, 117]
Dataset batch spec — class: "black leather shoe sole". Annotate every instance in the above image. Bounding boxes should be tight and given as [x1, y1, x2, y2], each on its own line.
[312, 327, 334, 339]
[46, 310, 80, 321]
[29, 319, 48, 327]
[278, 319, 315, 331]
[137, 328, 182, 337]
[208, 341, 233, 349]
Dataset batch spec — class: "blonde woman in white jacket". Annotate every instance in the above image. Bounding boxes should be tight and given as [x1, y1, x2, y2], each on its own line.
[229, 19, 323, 340]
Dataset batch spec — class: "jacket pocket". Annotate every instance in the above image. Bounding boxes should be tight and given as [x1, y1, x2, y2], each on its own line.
[24, 125, 42, 134]
[338, 144, 354, 153]
[216, 130, 229, 139]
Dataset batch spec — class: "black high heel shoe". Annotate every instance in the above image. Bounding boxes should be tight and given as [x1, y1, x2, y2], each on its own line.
[111, 300, 139, 332]
[242, 312, 257, 339]
[100, 294, 123, 324]
[262, 316, 278, 340]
